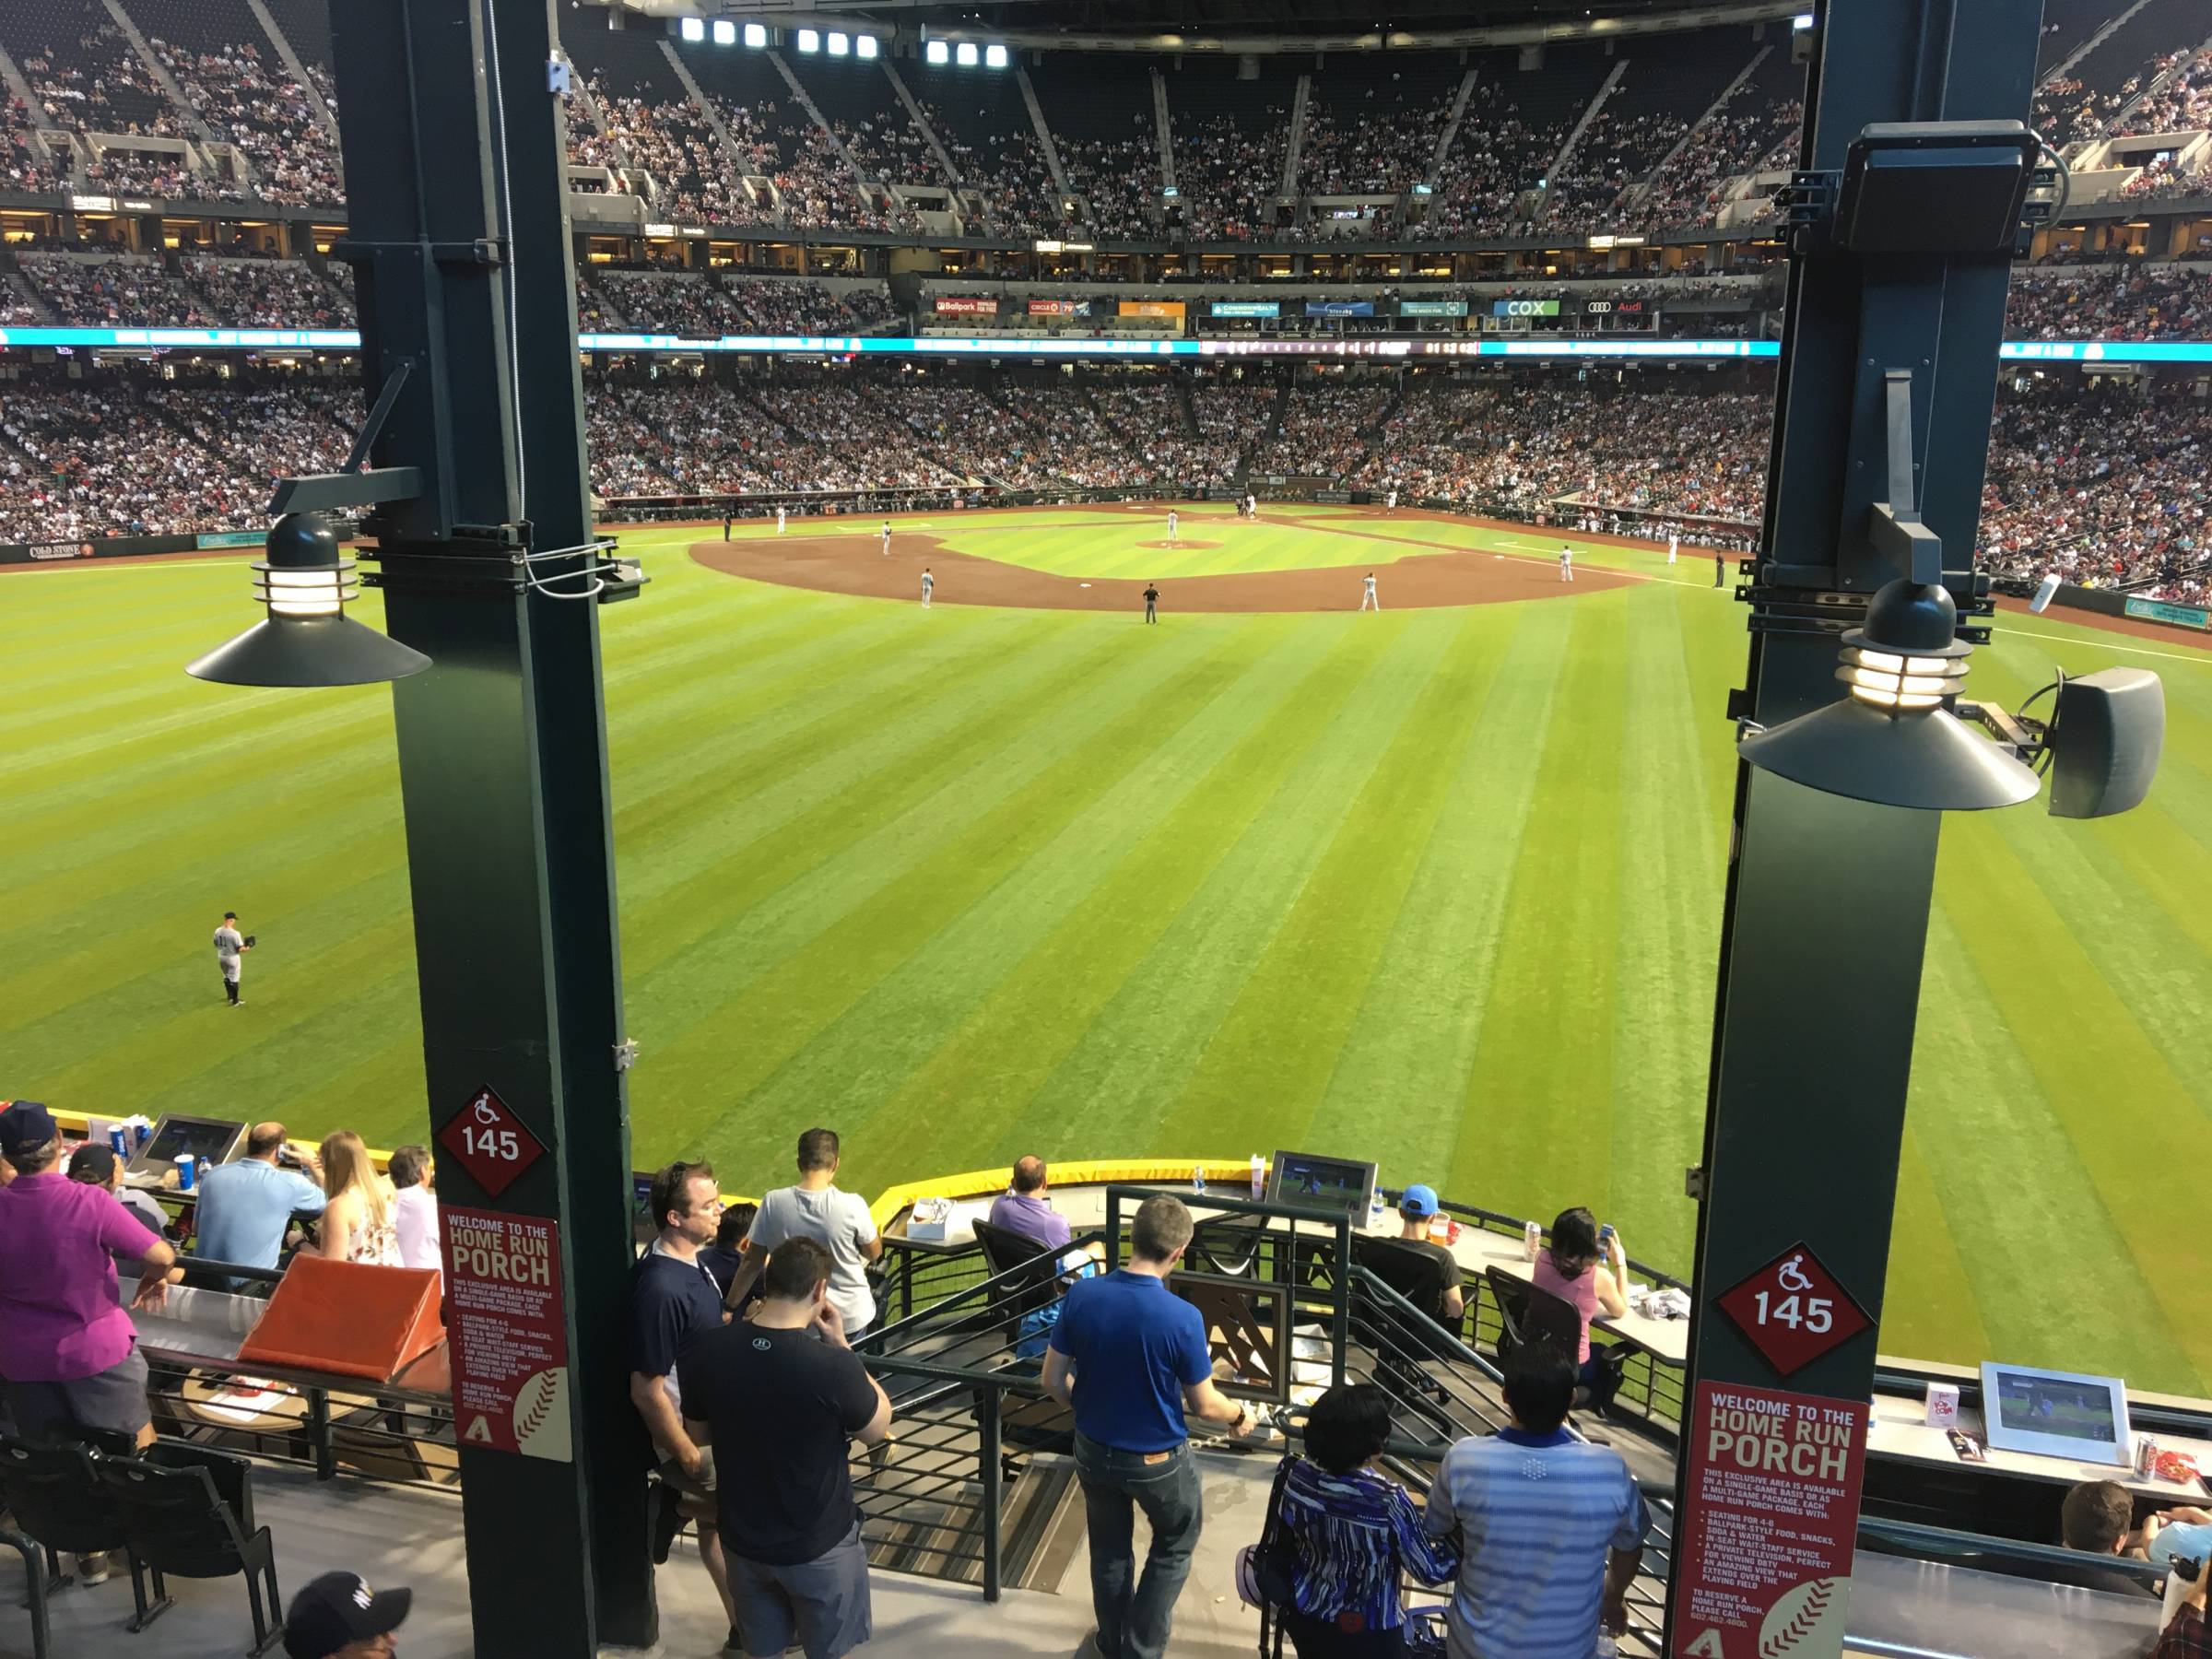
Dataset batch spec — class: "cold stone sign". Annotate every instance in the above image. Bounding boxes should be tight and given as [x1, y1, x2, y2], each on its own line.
[441, 1206, 572, 1462]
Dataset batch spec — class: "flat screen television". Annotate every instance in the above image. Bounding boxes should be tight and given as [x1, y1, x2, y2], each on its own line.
[125, 1114, 246, 1183]
[1978, 1361, 2133, 1466]
[1265, 1150, 1377, 1216]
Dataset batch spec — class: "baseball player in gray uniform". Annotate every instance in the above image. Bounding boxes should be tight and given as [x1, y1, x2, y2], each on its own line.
[1360, 571, 1380, 612]
[1559, 544, 1574, 582]
[213, 911, 252, 1006]
[921, 567, 934, 607]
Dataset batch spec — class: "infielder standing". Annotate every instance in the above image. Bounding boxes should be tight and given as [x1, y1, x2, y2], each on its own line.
[214, 911, 252, 1006]
[921, 567, 934, 608]
[1559, 544, 1574, 582]
[1666, 531, 1678, 566]
[1243, 493, 1256, 521]
[1166, 508, 1179, 545]
[1384, 488, 1397, 515]
[776, 505, 788, 535]
[880, 519, 892, 556]
[1360, 571, 1379, 612]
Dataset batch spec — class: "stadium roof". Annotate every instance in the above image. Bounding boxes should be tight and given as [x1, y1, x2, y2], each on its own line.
[613, 0, 1803, 52]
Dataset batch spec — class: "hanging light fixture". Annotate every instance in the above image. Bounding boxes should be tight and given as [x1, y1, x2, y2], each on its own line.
[185, 512, 430, 688]
[1737, 577, 2041, 811]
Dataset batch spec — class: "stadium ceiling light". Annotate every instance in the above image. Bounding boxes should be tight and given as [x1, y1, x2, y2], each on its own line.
[711, 19, 735, 45]
[742, 22, 766, 48]
[185, 512, 430, 688]
[828, 30, 849, 54]
[925, 39, 949, 65]
[985, 43, 1009, 68]
[795, 28, 819, 52]
[855, 33, 877, 58]
[1737, 578, 2042, 811]
[678, 17, 704, 42]
[956, 41, 979, 65]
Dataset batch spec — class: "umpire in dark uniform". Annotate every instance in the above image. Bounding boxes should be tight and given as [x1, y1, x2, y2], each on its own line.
[1143, 583, 1159, 624]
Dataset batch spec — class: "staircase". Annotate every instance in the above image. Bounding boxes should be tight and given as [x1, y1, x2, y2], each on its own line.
[1535, 56, 1628, 227]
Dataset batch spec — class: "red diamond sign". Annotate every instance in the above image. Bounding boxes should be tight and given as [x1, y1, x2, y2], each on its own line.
[1714, 1242, 1872, 1378]
[436, 1085, 546, 1200]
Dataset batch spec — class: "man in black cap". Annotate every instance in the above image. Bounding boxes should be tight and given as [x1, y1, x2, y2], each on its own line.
[285, 1571, 411, 1658]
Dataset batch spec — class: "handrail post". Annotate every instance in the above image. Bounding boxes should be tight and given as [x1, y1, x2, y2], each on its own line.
[1331, 1214, 1349, 1388]
[980, 1386, 1004, 1603]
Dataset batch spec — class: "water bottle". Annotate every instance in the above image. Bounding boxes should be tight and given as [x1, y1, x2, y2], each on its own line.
[1368, 1185, 1386, 1230]
[1249, 1154, 1265, 1200]
[1192, 1164, 1206, 1194]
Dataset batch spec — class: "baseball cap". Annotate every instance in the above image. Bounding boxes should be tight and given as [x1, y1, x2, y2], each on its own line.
[68, 1142, 120, 1182]
[1398, 1183, 1440, 1218]
[284, 1572, 411, 1658]
[0, 1102, 58, 1157]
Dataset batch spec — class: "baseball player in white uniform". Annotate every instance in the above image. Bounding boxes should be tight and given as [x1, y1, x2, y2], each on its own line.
[1559, 544, 1574, 582]
[777, 505, 788, 535]
[213, 911, 252, 1006]
[880, 520, 892, 556]
[1359, 571, 1379, 612]
[1167, 508, 1179, 545]
[1666, 531, 1678, 565]
[921, 567, 934, 607]
[1384, 488, 1397, 515]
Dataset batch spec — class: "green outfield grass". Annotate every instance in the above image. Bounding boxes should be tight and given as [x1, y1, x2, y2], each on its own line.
[5, 511, 2209, 1392]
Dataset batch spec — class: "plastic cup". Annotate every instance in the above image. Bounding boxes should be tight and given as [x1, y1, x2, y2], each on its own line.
[175, 1153, 196, 1192]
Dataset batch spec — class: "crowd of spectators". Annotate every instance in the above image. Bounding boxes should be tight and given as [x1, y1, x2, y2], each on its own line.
[1544, 107, 1693, 236]
[6, 365, 2208, 605]
[1271, 380, 1394, 477]
[1057, 128, 1159, 238]
[1980, 384, 2211, 604]
[830, 112, 939, 191]
[583, 78, 748, 226]
[1298, 91, 1448, 197]
[3, 93, 61, 194]
[580, 270, 890, 336]
[2116, 49, 2212, 137]
[1171, 112, 1290, 241]
[1424, 88, 1560, 240]
[2006, 265, 2212, 338]
[18, 25, 188, 142]
[181, 253, 350, 327]
[918, 101, 1062, 237]
[150, 36, 343, 206]
[1638, 94, 1801, 229]
[17, 252, 215, 325]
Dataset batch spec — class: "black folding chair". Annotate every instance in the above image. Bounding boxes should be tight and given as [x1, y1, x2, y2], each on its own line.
[1483, 1269, 1627, 1413]
[1354, 1237, 1463, 1426]
[1188, 1214, 1267, 1278]
[99, 1443, 283, 1655]
[0, 1436, 163, 1630]
[971, 1219, 1065, 1341]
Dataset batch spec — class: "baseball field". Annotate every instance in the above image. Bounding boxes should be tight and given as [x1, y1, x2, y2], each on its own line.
[5, 502, 2209, 1392]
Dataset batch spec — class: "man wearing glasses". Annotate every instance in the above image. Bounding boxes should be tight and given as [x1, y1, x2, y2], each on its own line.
[631, 1160, 740, 1651]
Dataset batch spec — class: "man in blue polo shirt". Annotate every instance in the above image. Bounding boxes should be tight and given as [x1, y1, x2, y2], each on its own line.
[193, 1122, 326, 1288]
[1423, 1346, 1648, 1658]
[1042, 1194, 1253, 1659]
[630, 1159, 739, 1650]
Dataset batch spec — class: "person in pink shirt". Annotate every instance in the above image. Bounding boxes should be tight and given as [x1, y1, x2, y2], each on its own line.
[1530, 1206, 1629, 1403]
[0, 1102, 177, 1450]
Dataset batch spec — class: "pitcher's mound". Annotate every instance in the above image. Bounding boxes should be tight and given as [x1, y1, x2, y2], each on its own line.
[1135, 538, 1221, 550]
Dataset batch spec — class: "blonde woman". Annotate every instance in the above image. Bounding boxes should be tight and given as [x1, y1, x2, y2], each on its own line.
[315, 1131, 401, 1266]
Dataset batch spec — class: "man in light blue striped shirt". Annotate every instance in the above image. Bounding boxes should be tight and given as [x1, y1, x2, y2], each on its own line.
[1423, 1347, 1649, 1657]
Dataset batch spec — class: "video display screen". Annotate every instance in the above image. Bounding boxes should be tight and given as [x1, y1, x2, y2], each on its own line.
[1269, 1151, 1375, 1214]
[141, 1117, 241, 1167]
[1990, 1369, 2120, 1444]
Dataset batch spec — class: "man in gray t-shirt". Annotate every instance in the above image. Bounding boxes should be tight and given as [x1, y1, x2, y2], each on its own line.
[724, 1128, 881, 1337]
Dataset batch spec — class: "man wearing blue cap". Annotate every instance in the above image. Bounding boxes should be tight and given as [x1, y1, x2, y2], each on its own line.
[0, 1103, 177, 1452]
[1396, 1184, 1465, 1324]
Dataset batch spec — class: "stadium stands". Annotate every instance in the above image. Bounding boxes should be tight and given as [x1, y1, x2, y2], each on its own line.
[902, 61, 1063, 236]
[1541, 30, 1751, 236]
[1165, 58, 1300, 241]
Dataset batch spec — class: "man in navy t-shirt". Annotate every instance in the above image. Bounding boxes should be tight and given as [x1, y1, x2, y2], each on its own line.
[1043, 1195, 1253, 1659]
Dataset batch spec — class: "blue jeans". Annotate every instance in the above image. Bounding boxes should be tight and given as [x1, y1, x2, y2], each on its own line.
[1075, 1432, 1203, 1659]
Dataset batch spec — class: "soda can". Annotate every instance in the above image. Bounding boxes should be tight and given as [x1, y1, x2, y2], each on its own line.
[2135, 1435, 2159, 1479]
[175, 1153, 196, 1192]
[132, 1118, 152, 1151]
[109, 1124, 129, 1158]
[1524, 1220, 1542, 1262]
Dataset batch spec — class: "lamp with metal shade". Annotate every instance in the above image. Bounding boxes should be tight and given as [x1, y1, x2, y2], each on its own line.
[185, 512, 430, 688]
[1737, 577, 2042, 812]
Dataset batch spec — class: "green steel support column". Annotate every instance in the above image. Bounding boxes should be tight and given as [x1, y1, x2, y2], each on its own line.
[1666, 0, 2042, 1652]
[324, 0, 653, 1652]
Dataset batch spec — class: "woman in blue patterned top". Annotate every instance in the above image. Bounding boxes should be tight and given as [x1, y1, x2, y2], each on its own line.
[1277, 1384, 1460, 1655]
